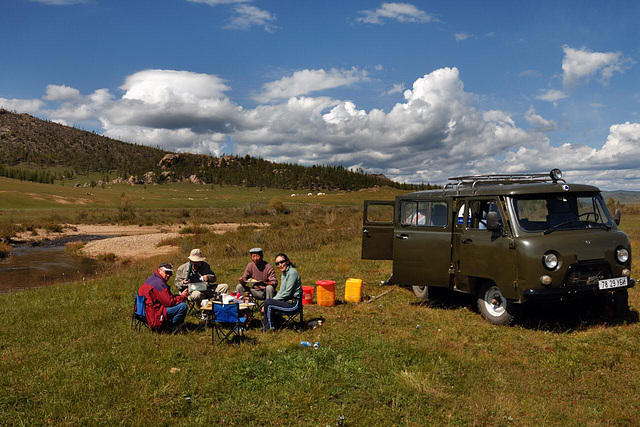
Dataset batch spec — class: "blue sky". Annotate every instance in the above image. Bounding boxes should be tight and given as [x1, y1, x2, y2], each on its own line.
[1, 0, 639, 189]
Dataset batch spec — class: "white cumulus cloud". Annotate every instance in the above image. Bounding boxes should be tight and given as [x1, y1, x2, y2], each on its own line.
[562, 45, 633, 90]
[535, 88, 568, 104]
[104, 69, 242, 134]
[44, 85, 82, 102]
[120, 69, 230, 103]
[5, 67, 640, 189]
[524, 106, 557, 132]
[0, 98, 44, 114]
[253, 68, 369, 103]
[356, 2, 437, 25]
[472, 122, 640, 189]
[386, 83, 405, 95]
[454, 32, 473, 42]
[224, 5, 277, 32]
[233, 67, 540, 184]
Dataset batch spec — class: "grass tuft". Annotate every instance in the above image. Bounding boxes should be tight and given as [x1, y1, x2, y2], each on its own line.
[64, 240, 85, 253]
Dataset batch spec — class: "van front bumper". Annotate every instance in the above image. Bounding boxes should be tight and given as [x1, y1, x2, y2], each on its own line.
[523, 278, 635, 301]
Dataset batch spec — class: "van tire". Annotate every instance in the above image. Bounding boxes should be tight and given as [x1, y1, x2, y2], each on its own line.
[610, 289, 629, 316]
[412, 285, 429, 299]
[477, 283, 515, 326]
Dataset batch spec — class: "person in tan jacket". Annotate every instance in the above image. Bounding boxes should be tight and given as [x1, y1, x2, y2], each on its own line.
[174, 249, 229, 307]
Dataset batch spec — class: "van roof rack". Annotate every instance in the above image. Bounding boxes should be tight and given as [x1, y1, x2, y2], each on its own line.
[443, 169, 565, 195]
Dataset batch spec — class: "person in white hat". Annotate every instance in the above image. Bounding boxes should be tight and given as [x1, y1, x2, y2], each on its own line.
[174, 249, 229, 306]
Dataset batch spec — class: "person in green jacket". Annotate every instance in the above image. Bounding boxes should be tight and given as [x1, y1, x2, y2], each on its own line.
[262, 253, 302, 331]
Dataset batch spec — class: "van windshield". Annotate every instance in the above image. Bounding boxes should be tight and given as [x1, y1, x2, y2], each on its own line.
[511, 193, 613, 233]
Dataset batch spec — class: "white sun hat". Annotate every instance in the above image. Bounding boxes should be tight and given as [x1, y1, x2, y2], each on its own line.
[188, 248, 206, 262]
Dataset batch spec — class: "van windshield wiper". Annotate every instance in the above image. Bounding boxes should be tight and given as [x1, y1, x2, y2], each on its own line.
[587, 222, 612, 231]
[544, 219, 612, 234]
[543, 219, 581, 235]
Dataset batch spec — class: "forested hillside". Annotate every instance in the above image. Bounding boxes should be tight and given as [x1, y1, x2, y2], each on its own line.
[0, 109, 435, 191]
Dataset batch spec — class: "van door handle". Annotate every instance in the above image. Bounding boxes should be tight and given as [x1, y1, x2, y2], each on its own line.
[462, 238, 473, 244]
[395, 233, 409, 240]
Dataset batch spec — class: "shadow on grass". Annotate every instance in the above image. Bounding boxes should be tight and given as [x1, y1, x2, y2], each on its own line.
[517, 300, 639, 332]
[409, 287, 474, 311]
[410, 288, 639, 333]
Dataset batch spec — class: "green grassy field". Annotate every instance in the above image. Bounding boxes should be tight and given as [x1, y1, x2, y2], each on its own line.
[1, 179, 639, 425]
[0, 177, 404, 231]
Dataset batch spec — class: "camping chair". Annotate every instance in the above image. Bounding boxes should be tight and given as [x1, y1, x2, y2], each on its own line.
[131, 294, 148, 331]
[276, 299, 304, 331]
[186, 299, 199, 317]
[210, 303, 248, 345]
[253, 298, 265, 312]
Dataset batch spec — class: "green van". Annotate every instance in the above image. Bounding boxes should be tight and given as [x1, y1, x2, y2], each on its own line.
[362, 169, 635, 325]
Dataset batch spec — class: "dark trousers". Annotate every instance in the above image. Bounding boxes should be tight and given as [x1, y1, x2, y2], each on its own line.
[263, 298, 300, 331]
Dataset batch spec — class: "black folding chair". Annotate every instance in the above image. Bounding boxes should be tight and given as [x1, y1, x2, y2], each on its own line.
[131, 294, 149, 331]
[276, 299, 304, 331]
[210, 303, 248, 345]
[186, 299, 199, 316]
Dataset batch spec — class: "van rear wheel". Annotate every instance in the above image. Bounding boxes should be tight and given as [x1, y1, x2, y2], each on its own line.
[412, 285, 429, 299]
[477, 283, 515, 326]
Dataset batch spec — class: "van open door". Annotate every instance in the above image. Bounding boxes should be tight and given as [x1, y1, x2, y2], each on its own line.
[362, 200, 395, 260]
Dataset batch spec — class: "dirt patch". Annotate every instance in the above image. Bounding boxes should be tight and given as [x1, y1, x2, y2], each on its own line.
[80, 233, 181, 261]
[25, 192, 46, 201]
[14, 223, 266, 261]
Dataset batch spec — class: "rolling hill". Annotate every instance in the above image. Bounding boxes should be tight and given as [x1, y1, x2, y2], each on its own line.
[0, 108, 433, 191]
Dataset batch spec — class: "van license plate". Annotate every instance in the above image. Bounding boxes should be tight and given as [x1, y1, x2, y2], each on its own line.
[598, 277, 627, 290]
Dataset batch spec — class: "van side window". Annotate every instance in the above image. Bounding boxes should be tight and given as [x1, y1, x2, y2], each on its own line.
[400, 201, 448, 227]
[430, 202, 448, 226]
[468, 200, 502, 230]
[457, 203, 466, 227]
[366, 204, 394, 223]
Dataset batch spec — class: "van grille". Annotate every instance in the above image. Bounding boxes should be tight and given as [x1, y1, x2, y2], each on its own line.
[564, 262, 611, 287]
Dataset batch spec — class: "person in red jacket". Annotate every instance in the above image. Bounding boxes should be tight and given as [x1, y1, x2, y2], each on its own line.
[138, 262, 188, 332]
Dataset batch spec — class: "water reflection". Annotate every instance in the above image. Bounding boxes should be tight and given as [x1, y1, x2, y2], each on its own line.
[0, 235, 106, 293]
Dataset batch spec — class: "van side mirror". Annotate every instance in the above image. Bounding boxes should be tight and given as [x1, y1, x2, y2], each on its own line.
[486, 211, 502, 231]
[614, 209, 621, 226]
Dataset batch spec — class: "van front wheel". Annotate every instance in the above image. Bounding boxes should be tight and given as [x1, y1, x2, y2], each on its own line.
[477, 283, 515, 326]
[412, 285, 429, 299]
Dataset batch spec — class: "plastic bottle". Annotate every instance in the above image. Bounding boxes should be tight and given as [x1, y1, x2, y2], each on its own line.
[300, 341, 311, 347]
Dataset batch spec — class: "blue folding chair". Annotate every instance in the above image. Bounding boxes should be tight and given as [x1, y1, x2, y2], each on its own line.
[210, 303, 248, 345]
[131, 294, 148, 331]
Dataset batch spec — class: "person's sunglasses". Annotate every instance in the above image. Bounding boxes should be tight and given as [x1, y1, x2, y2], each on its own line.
[275, 260, 287, 266]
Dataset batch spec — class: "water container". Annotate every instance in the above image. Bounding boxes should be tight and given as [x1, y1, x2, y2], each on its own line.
[302, 286, 314, 305]
[345, 278, 363, 303]
[316, 280, 336, 307]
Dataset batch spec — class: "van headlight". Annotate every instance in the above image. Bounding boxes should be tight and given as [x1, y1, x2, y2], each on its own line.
[543, 253, 558, 270]
[616, 247, 629, 264]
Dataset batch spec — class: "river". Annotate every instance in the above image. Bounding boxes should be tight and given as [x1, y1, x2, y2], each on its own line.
[0, 235, 106, 293]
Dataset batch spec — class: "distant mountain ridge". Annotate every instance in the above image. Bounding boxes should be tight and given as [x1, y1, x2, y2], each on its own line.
[0, 109, 434, 191]
[602, 190, 640, 205]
